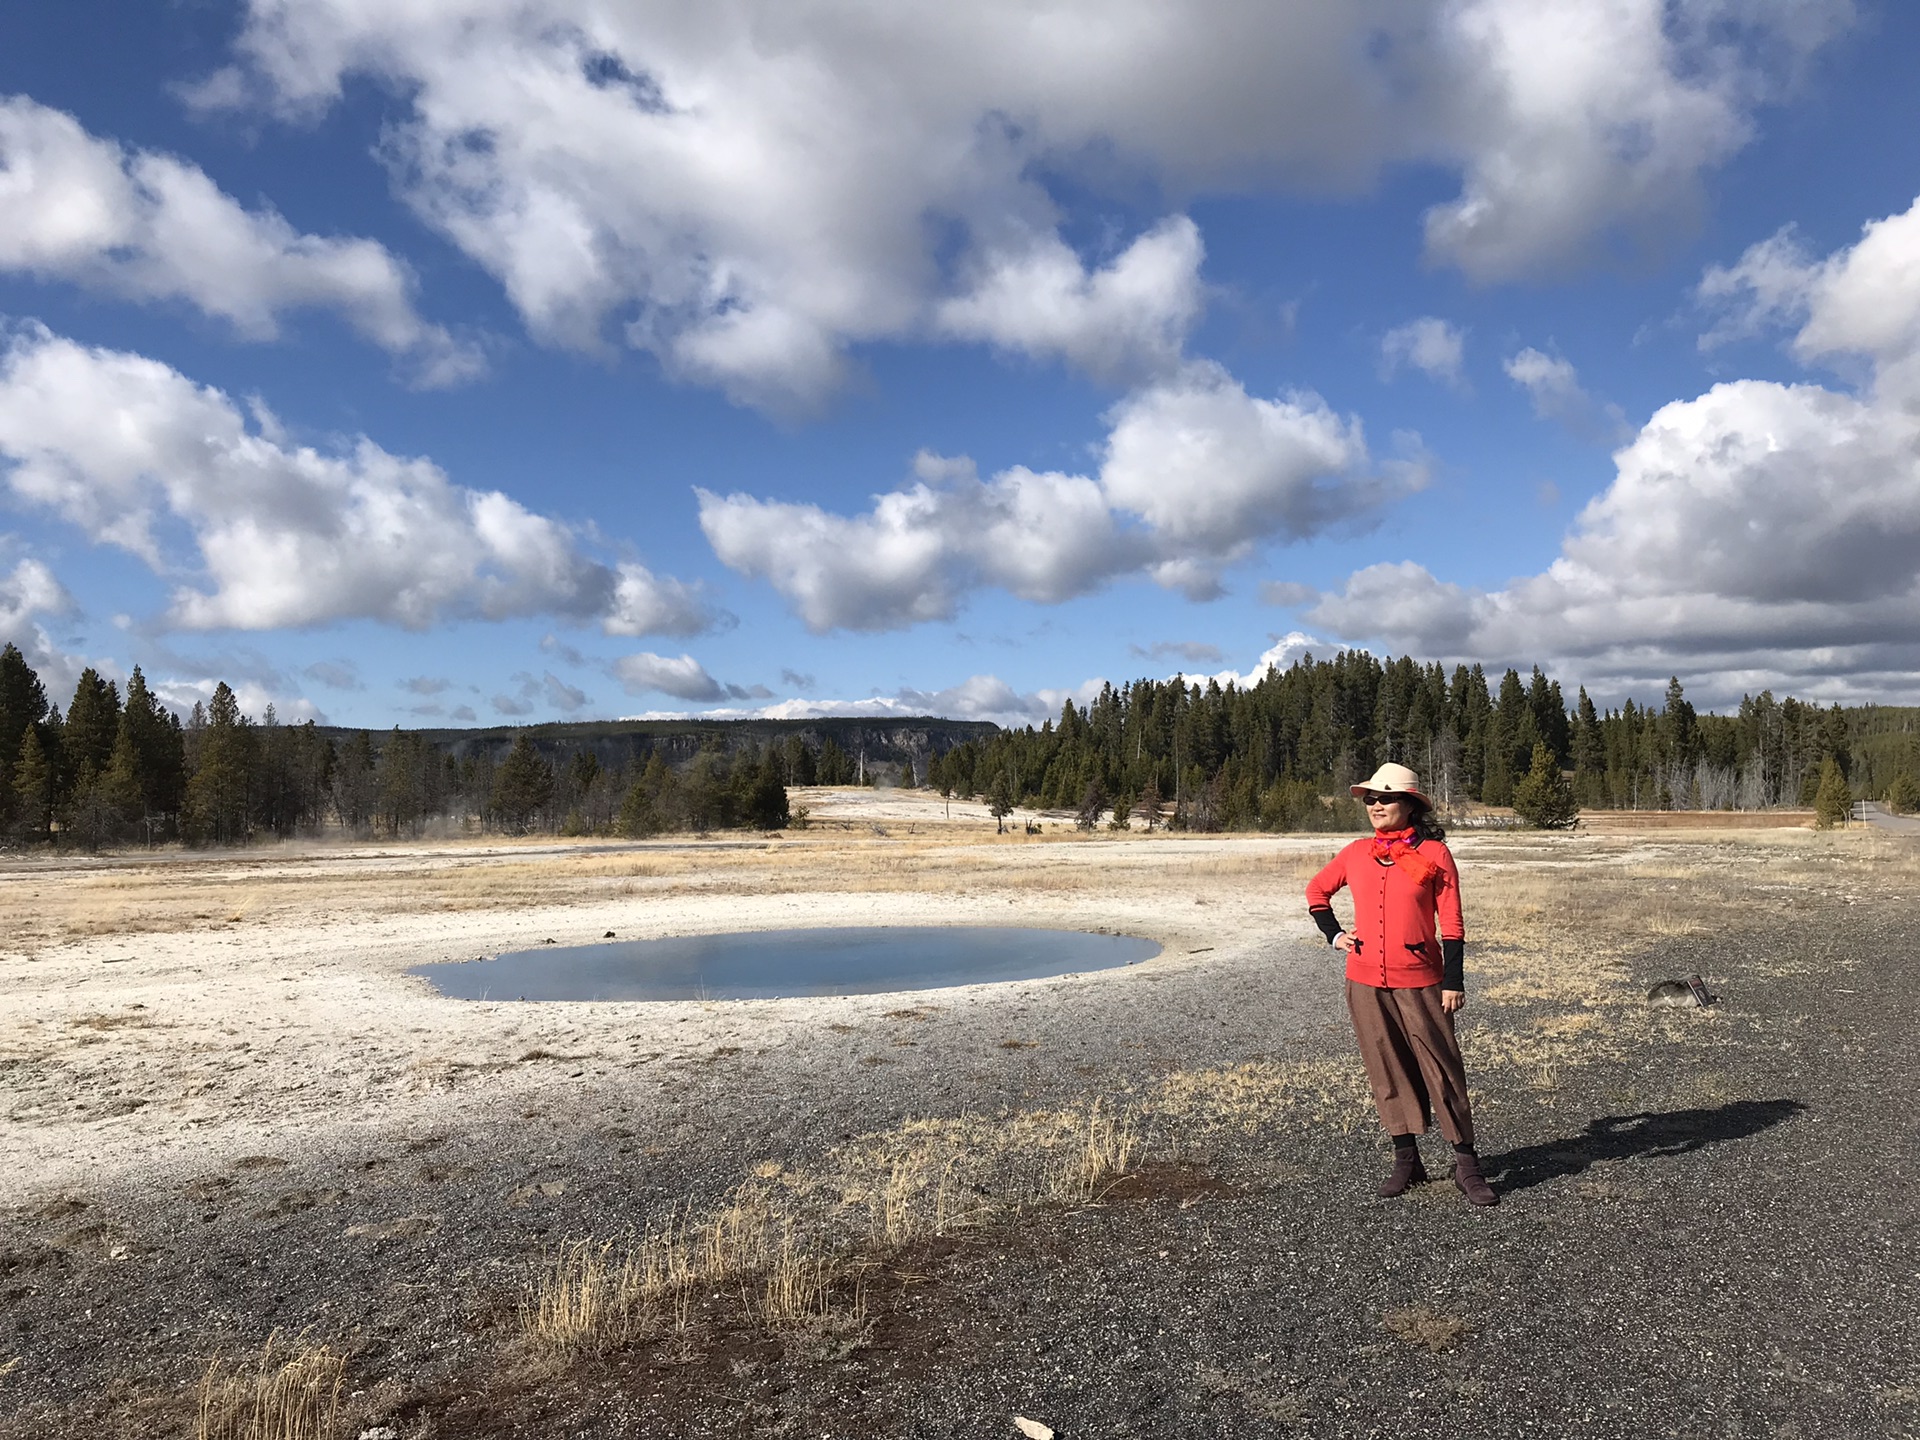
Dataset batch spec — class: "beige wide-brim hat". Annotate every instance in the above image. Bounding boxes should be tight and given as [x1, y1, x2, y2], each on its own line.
[1349, 763, 1431, 810]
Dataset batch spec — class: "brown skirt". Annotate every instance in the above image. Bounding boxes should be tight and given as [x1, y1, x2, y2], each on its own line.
[1345, 979, 1476, 1146]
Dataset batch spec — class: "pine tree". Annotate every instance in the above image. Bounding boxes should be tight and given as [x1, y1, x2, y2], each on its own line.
[1457, 664, 1490, 799]
[64, 679, 127, 850]
[987, 770, 1016, 833]
[1819, 704, 1851, 778]
[1571, 687, 1606, 807]
[1511, 742, 1578, 829]
[63, 668, 121, 790]
[0, 643, 48, 832]
[816, 735, 853, 785]
[376, 728, 425, 836]
[37, 704, 67, 820]
[184, 682, 253, 845]
[563, 751, 601, 825]
[617, 753, 675, 836]
[101, 721, 146, 840]
[292, 722, 335, 833]
[12, 727, 54, 841]
[1885, 772, 1920, 816]
[738, 751, 790, 830]
[1527, 667, 1569, 765]
[1813, 757, 1853, 829]
[1136, 777, 1164, 832]
[682, 750, 735, 831]
[334, 730, 376, 830]
[1662, 677, 1698, 768]
[118, 668, 184, 836]
[493, 733, 554, 833]
[253, 705, 302, 838]
[785, 736, 817, 786]
[1076, 778, 1106, 831]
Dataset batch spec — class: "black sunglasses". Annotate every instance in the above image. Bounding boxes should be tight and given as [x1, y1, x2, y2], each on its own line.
[1360, 791, 1405, 806]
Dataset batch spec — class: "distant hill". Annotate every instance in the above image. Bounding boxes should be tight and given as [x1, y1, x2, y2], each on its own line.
[310, 714, 1000, 784]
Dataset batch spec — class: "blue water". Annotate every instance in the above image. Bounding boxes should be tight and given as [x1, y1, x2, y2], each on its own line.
[409, 925, 1161, 1001]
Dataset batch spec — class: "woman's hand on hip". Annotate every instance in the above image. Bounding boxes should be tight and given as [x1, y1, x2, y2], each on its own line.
[1334, 932, 1354, 956]
[1441, 989, 1464, 1014]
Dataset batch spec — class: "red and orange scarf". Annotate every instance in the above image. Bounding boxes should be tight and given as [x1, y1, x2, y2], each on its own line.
[1370, 826, 1439, 886]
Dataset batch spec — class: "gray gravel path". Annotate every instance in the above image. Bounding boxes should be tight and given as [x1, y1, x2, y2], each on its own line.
[5, 889, 1917, 1438]
[785, 899, 1920, 1439]
[1858, 801, 1920, 835]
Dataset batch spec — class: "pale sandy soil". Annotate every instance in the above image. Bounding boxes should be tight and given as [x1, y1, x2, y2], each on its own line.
[0, 790, 1894, 1215]
[0, 791, 1330, 1208]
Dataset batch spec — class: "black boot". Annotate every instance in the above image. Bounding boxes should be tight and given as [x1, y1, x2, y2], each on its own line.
[1379, 1145, 1427, 1198]
[1453, 1149, 1498, 1207]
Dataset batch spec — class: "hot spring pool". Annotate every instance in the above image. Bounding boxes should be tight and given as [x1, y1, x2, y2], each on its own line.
[409, 925, 1161, 1001]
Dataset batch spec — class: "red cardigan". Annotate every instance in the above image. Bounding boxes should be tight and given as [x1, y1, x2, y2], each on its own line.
[1305, 837, 1464, 989]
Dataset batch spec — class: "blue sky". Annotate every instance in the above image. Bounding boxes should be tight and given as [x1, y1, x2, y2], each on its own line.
[2, 0, 1918, 727]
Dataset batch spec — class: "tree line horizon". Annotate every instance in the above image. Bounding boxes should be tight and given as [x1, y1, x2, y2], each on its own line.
[0, 640, 1915, 847]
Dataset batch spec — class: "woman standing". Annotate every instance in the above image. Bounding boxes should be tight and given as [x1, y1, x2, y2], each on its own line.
[1305, 763, 1497, 1207]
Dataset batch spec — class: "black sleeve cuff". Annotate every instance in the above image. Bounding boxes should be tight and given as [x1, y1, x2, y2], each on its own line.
[1309, 907, 1342, 944]
[1442, 938, 1464, 991]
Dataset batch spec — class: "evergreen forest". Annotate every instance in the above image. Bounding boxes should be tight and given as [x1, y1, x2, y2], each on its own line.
[1, 641, 1915, 848]
[928, 653, 1919, 831]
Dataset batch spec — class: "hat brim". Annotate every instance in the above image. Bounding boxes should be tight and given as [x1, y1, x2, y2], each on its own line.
[1349, 783, 1431, 809]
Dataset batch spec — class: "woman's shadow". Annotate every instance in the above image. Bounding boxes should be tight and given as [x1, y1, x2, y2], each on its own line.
[1483, 1098, 1804, 1194]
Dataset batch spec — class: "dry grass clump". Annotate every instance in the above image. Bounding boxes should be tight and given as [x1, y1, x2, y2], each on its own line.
[1052, 1100, 1138, 1203]
[522, 1239, 641, 1353]
[524, 1045, 1443, 1360]
[522, 1095, 1142, 1356]
[67, 1011, 152, 1031]
[831, 1099, 1142, 1229]
[523, 1186, 859, 1354]
[1459, 846, 1760, 1011]
[194, 1333, 343, 1440]
[757, 1236, 862, 1330]
[1152, 1056, 1374, 1137]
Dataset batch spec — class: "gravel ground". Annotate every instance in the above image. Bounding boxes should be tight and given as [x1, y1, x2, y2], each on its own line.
[4, 867, 1916, 1438]
[829, 910, 1920, 1440]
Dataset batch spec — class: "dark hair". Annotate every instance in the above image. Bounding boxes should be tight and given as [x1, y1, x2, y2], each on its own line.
[1411, 806, 1447, 843]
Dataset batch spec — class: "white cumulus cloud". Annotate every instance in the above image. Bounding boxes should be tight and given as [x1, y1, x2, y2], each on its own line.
[698, 450, 1140, 632]
[605, 562, 728, 638]
[1315, 192, 1920, 705]
[701, 362, 1405, 630]
[150, 674, 324, 725]
[1099, 362, 1380, 574]
[543, 670, 590, 712]
[0, 327, 715, 636]
[192, 0, 1845, 408]
[1504, 346, 1627, 441]
[1197, 631, 1339, 690]
[1700, 194, 1920, 398]
[936, 216, 1205, 382]
[0, 547, 83, 694]
[894, 673, 1097, 725]
[1380, 318, 1467, 388]
[626, 672, 1103, 728]
[613, 651, 727, 702]
[0, 95, 480, 387]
